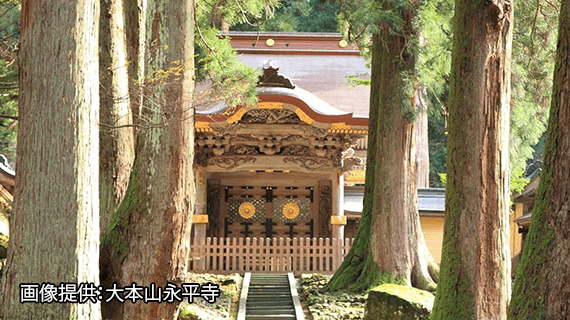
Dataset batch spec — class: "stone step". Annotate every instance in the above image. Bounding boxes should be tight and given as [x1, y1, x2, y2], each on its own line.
[238, 273, 303, 320]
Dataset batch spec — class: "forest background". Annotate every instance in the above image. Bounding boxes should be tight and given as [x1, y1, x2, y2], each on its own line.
[0, 0, 557, 191]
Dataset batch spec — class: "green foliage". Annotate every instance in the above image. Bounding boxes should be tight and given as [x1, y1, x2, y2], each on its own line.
[233, 0, 340, 33]
[194, 27, 259, 108]
[511, 169, 530, 195]
[195, 0, 282, 108]
[0, 0, 19, 165]
[437, 173, 446, 187]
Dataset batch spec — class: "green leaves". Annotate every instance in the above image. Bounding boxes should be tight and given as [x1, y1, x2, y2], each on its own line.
[0, 0, 19, 165]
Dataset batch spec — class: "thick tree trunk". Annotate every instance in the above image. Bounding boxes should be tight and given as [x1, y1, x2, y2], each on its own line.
[431, 0, 513, 319]
[327, 1, 438, 292]
[100, 0, 195, 318]
[508, 1, 570, 318]
[99, 0, 135, 233]
[0, 0, 101, 319]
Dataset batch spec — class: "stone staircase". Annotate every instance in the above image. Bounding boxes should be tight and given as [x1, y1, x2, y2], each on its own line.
[238, 273, 304, 320]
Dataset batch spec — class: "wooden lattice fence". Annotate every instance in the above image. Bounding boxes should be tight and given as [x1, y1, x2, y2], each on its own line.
[189, 237, 353, 275]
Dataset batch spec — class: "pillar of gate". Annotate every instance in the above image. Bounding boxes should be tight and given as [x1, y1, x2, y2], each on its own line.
[193, 166, 208, 270]
[331, 169, 346, 242]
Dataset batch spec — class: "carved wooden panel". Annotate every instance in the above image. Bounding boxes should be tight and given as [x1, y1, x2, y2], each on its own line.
[206, 180, 220, 237]
[318, 181, 332, 238]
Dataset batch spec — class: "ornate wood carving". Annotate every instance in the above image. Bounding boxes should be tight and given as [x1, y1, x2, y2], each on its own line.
[291, 125, 329, 138]
[240, 109, 303, 124]
[229, 145, 259, 155]
[208, 156, 256, 169]
[206, 181, 220, 237]
[283, 157, 331, 171]
[319, 185, 332, 238]
[258, 65, 295, 89]
[281, 145, 314, 156]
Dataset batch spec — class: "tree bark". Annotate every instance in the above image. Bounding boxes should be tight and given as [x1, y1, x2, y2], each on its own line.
[124, 0, 146, 126]
[0, 0, 101, 319]
[508, 0, 570, 318]
[327, 0, 438, 292]
[100, 0, 195, 318]
[431, 0, 513, 319]
[99, 0, 135, 233]
[416, 87, 429, 188]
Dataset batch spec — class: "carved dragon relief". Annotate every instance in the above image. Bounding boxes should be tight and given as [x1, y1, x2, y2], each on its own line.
[291, 125, 328, 138]
[239, 109, 303, 124]
[207, 156, 257, 170]
[283, 157, 331, 171]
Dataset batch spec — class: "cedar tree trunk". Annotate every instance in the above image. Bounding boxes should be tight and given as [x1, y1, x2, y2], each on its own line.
[0, 0, 101, 318]
[99, 0, 135, 233]
[100, 0, 195, 318]
[508, 1, 570, 318]
[431, 0, 513, 319]
[327, 1, 439, 292]
[416, 88, 429, 188]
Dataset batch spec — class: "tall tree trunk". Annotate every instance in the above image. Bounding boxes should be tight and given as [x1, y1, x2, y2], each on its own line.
[327, 1, 438, 292]
[124, 0, 146, 127]
[99, 0, 135, 233]
[100, 0, 195, 318]
[508, 1, 570, 318]
[416, 87, 429, 188]
[0, 0, 101, 319]
[431, 0, 513, 319]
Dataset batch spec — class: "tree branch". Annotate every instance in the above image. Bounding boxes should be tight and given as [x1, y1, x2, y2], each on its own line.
[0, 114, 18, 121]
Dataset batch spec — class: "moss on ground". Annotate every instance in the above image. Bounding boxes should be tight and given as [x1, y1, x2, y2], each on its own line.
[302, 274, 366, 319]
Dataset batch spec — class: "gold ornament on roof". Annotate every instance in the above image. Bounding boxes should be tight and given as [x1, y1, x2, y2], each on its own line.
[239, 202, 256, 219]
[283, 202, 300, 220]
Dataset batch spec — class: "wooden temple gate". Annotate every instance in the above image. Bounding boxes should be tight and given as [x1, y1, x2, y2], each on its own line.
[191, 66, 367, 275]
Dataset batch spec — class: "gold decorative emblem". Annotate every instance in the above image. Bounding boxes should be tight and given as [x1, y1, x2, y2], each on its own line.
[266, 38, 275, 47]
[192, 214, 209, 224]
[239, 202, 256, 219]
[331, 216, 347, 225]
[339, 40, 348, 48]
[283, 202, 300, 220]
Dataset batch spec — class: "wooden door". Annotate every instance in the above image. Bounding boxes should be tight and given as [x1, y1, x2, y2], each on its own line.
[221, 185, 314, 239]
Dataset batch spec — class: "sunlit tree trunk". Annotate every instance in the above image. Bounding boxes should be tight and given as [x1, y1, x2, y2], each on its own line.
[0, 0, 101, 318]
[416, 88, 430, 188]
[431, 0, 513, 319]
[99, 0, 135, 233]
[327, 0, 438, 292]
[100, 0, 195, 318]
[508, 1, 570, 318]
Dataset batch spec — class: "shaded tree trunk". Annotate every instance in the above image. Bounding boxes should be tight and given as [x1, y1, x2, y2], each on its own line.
[431, 0, 513, 319]
[0, 0, 101, 318]
[327, 1, 438, 292]
[508, 1, 570, 318]
[100, 0, 195, 318]
[99, 0, 135, 233]
[124, 0, 146, 126]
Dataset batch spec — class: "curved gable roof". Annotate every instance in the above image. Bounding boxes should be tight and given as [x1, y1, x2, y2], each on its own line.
[196, 66, 368, 129]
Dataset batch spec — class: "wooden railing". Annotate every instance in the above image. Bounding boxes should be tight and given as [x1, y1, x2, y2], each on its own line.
[189, 237, 353, 275]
